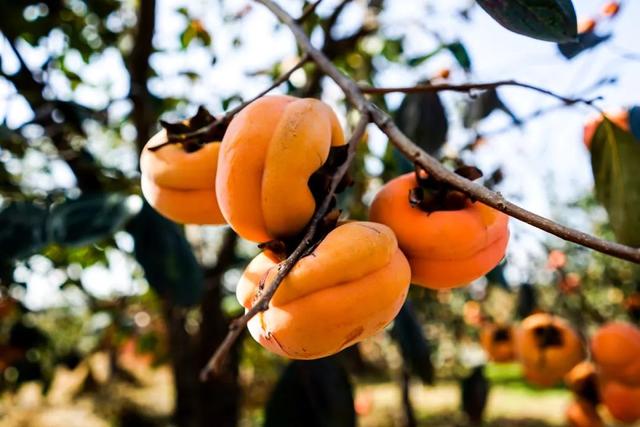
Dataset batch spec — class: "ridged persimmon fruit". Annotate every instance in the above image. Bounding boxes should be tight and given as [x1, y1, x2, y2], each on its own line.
[140, 130, 225, 225]
[515, 313, 584, 387]
[216, 95, 345, 243]
[599, 380, 640, 424]
[480, 324, 515, 363]
[583, 109, 629, 149]
[566, 399, 603, 427]
[591, 322, 640, 386]
[369, 172, 509, 289]
[236, 222, 410, 359]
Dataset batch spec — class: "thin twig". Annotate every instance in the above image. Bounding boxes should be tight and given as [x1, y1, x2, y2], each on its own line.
[200, 113, 369, 379]
[150, 54, 309, 150]
[296, 0, 324, 23]
[360, 81, 602, 107]
[255, 0, 640, 264]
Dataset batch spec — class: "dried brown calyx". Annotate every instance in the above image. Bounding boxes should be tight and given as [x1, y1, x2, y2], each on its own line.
[409, 164, 483, 212]
[148, 106, 229, 152]
[493, 327, 512, 342]
[532, 325, 564, 348]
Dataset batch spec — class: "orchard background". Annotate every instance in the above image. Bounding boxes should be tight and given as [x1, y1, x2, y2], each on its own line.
[1, 0, 640, 426]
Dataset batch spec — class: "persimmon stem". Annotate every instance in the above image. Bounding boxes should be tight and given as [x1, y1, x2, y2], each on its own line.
[199, 113, 369, 380]
[254, 0, 640, 264]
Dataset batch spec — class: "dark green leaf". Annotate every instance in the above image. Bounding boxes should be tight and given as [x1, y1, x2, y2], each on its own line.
[461, 365, 489, 424]
[463, 88, 520, 128]
[629, 106, 640, 141]
[0, 202, 48, 260]
[390, 302, 434, 384]
[476, 0, 577, 42]
[180, 25, 197, 49]
[264, 357, 356, 427]
[396, 89, 448, 156]
[381, 38, 404, 62]
[557, 31, 611, 59]
[446, 41, 472, 71]
[48, 193, 137, 247]
[406, 46, 442, 67]
[485, 262, 509, 289]
[590, 119, 640, 246]
[128, 203, 204, 306]
[516, 283, 537, 319]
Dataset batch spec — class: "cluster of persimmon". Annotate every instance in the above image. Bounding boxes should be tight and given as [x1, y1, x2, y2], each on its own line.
[480, 316, 640, 426]
[140, 95, 510, 359]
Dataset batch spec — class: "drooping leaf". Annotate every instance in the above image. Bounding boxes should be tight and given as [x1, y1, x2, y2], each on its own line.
[396, 89, 448, 155]
[128, 203, 204, 306]
[463, 88, 520, 128]
[446, 41, 472, 71]
[629, 106, 640, 141]
[390, 302, 434, 384]
[485, 262, 509, 289]
[476, 0, 577, 43]
[558, 31, 611, 59]
[516, 283, 537, 319]
[461, 365, 489, 424]
[264, 357, 356, 427]
[590, 119, 640, 246]
[0, 202, 48, 260]
[48, 193, 138, 247]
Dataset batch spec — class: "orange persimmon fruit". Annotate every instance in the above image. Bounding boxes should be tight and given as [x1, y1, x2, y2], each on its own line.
[566, 399, 604, 427]
[515, 313, 584, 387]
[599, 380, 640, 424]
[583, 109, 629, 149]
[591, 322, 640, 386]
[369, 172, 509, 289]
[140, 130, 225, 225]
[236, 221, 410, 359]
[216, 95, 345, 243]
[602, 1, 621, 17]
[480, 324, 516, 363]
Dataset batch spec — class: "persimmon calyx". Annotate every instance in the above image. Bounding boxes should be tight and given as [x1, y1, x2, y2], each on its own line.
[149, 106, 228, 152]
[409, 164, 483, 212]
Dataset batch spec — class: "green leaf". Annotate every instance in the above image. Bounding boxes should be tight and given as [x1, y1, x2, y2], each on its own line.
[406, 46, 443, 67]
[476, 0, 577, 43]
[557, 31, 611, 59]
[128, 203, 204, 306]
[462, 88, 520, 128]
[446, 41, 472, 71]
[180, 25, 197, 49]
[629, 106, 640, 141]
[590, 119, 640, 246]
[264, 357, 356, 427]
[390, 302, 434, 384]
[48, 193, 138, 247]
[0, 202, 48, 260]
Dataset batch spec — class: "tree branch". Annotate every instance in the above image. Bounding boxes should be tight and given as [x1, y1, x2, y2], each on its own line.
[255, 0, 640, 264]
[360, 81, 601, 107]
[200, 113, 369, 379]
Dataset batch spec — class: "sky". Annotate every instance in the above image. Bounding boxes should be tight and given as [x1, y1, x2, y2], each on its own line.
[1, 0, 640, 308]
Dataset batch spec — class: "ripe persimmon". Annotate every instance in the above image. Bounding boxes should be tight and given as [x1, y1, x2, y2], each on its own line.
[480, 324, 515, 363]
[602, 1, 621, 17]
[216, 95, 345, 243]
[566, 399, 603, 427]
[583, 109, 629, 149]
[599, 380, 640, 424]
[236, 222, 410, 359]
[591, 322, 640, 386]
[140, 130, 225, 225]
[515, 313, 584, 387]
[369, 172, 509, 289]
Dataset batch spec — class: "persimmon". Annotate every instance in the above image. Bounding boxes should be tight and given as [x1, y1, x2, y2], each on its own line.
[216, 95, 345, 243]
[480, 324, 515, 363]
[140, 130, 225, 225]
[565, 361, 599, 405]
[599, 380, 640, 424]
[369, 172, 509, 289]
[566, 399, 603, 427]
[578, 18, 596, 34]
[515, 313, 584, 387]
[583, 109, 629, 149]
[591, 322, 640, 386]
[602, 1, 621, 17]
[236, 221, 410, 359]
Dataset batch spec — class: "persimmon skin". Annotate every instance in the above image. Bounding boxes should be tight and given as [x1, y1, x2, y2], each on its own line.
[236, 222, 410, 359]
[583, 109, 629, 149]
[591, 322, 640, 386]
[566, 399, 603, 427]
[216, 95, 345, 243]
[368, 173, 509, 289]
[480, 324, 515, 363]
[599, 380, 640, 424]
[140, 130, 225, 225]
[515, 313, 584, 387]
